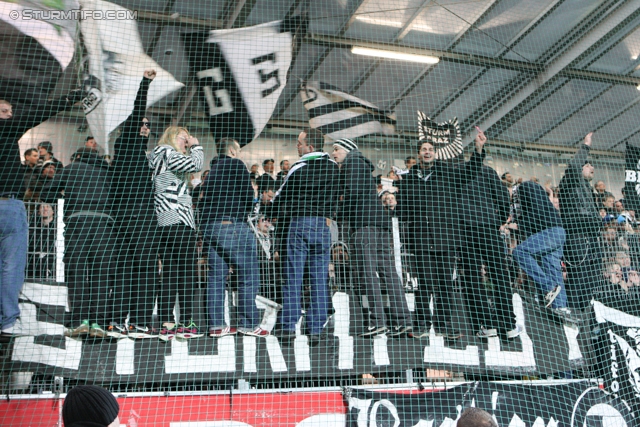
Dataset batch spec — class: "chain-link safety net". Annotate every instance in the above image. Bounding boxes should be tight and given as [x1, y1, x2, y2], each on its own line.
[1, 0, 640, 426]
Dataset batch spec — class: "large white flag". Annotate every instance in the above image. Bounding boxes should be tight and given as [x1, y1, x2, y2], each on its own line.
[0, 0, 78, 105]
[183, 16, 306, 146]
[300, 81, 396, 141]
[79, 0, 184, 153]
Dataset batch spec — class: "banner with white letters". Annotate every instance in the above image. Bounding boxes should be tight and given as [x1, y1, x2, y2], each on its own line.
[182, 16, 306, 146]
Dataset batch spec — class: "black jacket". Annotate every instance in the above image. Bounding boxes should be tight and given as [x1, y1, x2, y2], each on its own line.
[200, 155, 255, 223]
[110, 77, 155, 220]
[256, 173, 276, 193]
[513, 180, 562, 238]
[461, 164, 510, 229]
[558, 143, 600, 235]
[41, 151, 112, 220]
[0, 96, 74, 196]
[336, 150, 390, 230]
[396, 150, 484, 251]
[270, 152, 339, 220]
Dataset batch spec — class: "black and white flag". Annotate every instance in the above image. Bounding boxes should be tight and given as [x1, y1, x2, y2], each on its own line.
[183, 17, 306, 147]
[79, 0, 184, 153]
[300, 81, 396, 141]
[592, 300, 640, 412]
[624, 142, 640, 213]
[345, 381, 636, 427]
[0, 0, 77, 106]
[417, 111, 462, 161]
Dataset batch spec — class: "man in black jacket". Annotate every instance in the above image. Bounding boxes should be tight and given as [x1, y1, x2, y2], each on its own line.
[0, 90, 80, 342]
[558, 133, 602, 310]
[396, 131, 486, 339]
[200, 137, 267, 338]
[270, 128, 339, 340]
[108, 69, 158, 338]
[460, 164, 520, 339]
[333, 138, 413, 337]
[41, 147, 115, 338]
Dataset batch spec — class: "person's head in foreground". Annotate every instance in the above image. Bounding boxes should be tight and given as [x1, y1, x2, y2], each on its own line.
[62, 385, 120, 427]
[457, 408, 497, 427]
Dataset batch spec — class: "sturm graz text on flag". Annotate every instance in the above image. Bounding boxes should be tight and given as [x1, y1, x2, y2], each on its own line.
[183, 17, 306, 147]
[417, 111, 462, 161]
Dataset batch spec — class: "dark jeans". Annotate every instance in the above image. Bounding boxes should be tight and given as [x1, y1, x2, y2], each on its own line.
[350, 227, 412, 329]
[513, 227, 567, 308]
[565, 232, 603, 310]
[64, 216, 117, 325]
[0, 199, 28, 330]
[281, 217, 331, 334]
[204, 220, 261, 330]
[157, 224, 198, 324]
[114, 215, 159, 326]
[461, 226, 517, 332]
[412, 249, 456, 332]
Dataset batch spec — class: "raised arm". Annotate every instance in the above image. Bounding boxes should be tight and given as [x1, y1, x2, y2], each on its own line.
[566, 133, 592, 180]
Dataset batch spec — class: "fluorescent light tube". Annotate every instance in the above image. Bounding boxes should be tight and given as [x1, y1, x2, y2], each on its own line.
[352, 47, 439, 64]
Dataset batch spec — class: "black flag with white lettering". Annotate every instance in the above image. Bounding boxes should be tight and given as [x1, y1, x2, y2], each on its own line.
[183, 17, 306, 147]
[624, 142, 640, 212]
[418, 111, 462, 161]
[591, 300, 640, 414]
[345, 381, 636, 427]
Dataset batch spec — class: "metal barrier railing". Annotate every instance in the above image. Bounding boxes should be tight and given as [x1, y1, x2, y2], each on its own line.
[24, 200, 64, 283]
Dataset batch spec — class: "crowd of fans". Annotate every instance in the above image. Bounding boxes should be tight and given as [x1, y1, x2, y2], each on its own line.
[0, 68, 635, 346]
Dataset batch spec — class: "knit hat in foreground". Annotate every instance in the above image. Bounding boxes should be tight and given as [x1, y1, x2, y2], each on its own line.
[333, 138, 358, 152]
[62, 385, 119, 427]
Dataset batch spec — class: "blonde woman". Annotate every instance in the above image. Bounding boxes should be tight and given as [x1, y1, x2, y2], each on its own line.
[149, 126, 204, 340]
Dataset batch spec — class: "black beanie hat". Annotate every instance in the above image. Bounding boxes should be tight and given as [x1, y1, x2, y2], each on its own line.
[62, 385, 119, 427]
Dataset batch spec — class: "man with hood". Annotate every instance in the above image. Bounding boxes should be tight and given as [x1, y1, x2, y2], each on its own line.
[108, 69, 158, 338]
[332, 138, 413, 337]
[270, 128, 339, 343]
[41, 147, 115, 338]
[396, 130, 487, 339]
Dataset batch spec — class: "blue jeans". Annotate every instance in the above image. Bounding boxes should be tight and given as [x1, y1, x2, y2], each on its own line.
[281, 217, 331, 335]
[513, 226, 567, 308]
[0, 199, 28, 330]
[204, 221, 260, 330]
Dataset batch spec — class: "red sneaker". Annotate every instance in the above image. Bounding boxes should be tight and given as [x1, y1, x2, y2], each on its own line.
[239, 327, 270, 337]
[209, 326, 238, 337]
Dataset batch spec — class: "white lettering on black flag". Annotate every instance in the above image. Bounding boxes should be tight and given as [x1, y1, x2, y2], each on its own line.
[624, 142, 640, 212]
[417, 111, 462, 161]
[300, 81, 396, 141]
[183, 17, 306, 147]
[79, 0, 184, 153]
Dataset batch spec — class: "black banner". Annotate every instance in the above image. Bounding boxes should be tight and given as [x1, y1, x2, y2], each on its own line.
[345, 381, 636, 427]
[624, 142, 640, 212]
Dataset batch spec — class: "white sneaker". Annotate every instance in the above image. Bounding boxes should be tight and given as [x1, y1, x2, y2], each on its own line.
[544, 286, 562, 308]
[476, 327, 498, 338]
[507, 324, 524, 339]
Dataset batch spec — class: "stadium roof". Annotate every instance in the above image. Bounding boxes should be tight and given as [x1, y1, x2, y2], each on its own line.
[113, 0, 640, 153]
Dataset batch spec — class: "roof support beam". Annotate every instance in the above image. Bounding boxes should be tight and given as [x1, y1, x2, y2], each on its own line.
[461, 0, 640, 145]
[272, 0, 369, 118]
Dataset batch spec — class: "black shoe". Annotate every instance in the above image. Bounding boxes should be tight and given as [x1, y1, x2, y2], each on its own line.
[388, 325, 413, 337]
[360, 326, 388, 337]
[435, 329, 462, 340]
